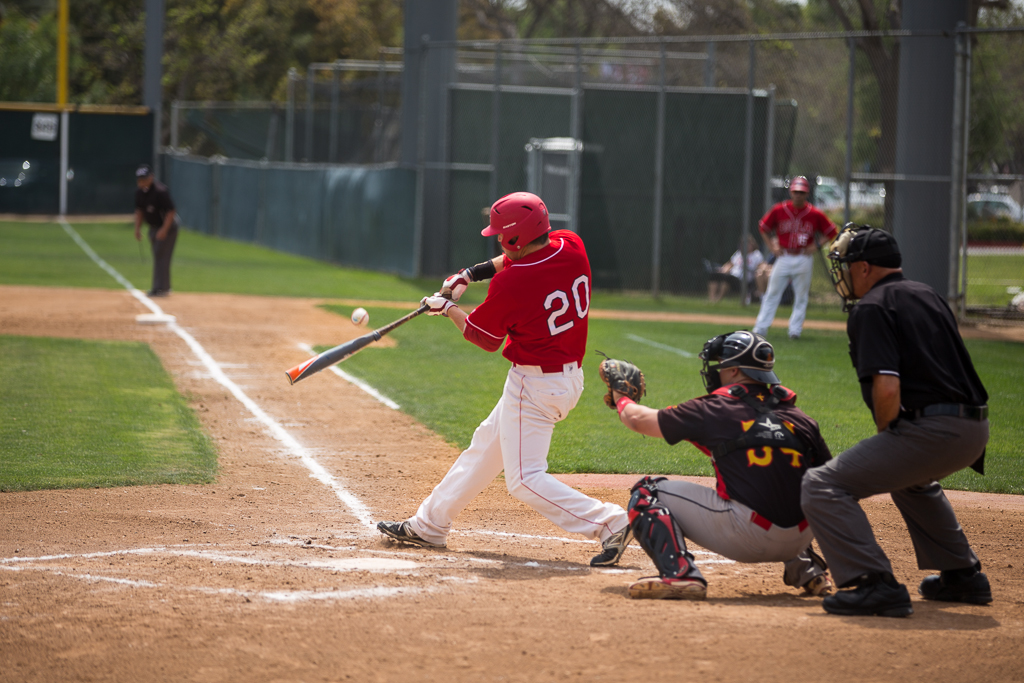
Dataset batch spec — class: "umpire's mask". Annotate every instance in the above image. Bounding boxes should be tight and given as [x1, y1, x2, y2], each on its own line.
[827, 223, 902, 312]
[699, 331, 779, 392]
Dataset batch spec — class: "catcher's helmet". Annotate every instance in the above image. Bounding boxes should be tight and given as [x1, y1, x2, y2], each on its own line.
[699, 331, 779, 392]
[789, 175, 811, 193]
[826, 223, 902, 311]
[481, 192, 551, 253]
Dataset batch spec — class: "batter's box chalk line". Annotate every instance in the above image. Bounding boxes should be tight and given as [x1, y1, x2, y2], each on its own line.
[57, 221, 737, 591]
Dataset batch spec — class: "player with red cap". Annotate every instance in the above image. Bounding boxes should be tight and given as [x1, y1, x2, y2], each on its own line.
[753, 176, 838, 340]
[377, 191, 633, 567]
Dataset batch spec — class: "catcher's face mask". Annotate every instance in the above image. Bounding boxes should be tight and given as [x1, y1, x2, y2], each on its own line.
[699, 331, 779, 393]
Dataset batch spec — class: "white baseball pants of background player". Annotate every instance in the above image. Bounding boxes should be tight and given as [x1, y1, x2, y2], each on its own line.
[753, 253, 814, 339]
[407, 364, 629, 546]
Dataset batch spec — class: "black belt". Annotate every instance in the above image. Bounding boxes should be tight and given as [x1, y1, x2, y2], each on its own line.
[901, 403, 988, 421]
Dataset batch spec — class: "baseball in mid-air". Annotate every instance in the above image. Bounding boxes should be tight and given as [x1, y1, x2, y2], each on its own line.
[351, 307, 369, 326]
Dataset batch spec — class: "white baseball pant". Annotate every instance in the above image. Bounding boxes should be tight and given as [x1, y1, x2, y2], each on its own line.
[407, 363, 628, 545]
[753, 253, 813, 338]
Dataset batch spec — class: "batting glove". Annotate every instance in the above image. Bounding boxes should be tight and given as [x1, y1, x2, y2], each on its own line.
[441, 268, 472, 302]
[421, 293, 457, 317]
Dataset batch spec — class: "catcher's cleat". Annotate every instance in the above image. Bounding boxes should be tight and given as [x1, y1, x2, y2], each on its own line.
[376, 521, 446, 549]
[802, 574, 835, 597]
[590, 526, 633, 567]
[919, 569, 992, 605]
[628, 576, 707, 601]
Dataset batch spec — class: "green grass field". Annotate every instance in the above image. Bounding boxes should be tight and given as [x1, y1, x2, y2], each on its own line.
[1, 218, 1021, 493]
[0, 335, 217, 491]
[965, 254, 1024, 308]
[321, 304, 1024, 495]
[0, 220, 431, 301]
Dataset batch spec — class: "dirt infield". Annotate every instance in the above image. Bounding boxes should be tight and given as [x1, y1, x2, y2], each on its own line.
[1, 285, 1022, 683]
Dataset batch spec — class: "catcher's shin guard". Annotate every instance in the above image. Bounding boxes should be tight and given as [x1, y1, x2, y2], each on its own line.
[628, 477, 705, 584]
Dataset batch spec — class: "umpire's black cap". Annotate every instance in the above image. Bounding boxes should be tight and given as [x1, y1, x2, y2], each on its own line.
[135, 163, 153, 178]
[835, 225, 902, 268]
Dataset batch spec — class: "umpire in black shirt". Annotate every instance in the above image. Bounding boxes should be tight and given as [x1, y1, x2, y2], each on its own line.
[134, 164, 178, 297]
[801, 225, 991, 618]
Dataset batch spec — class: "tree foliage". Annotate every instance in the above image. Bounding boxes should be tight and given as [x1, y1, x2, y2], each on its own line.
[0, 8, 59, 102]
[1, 0, 1020, 180]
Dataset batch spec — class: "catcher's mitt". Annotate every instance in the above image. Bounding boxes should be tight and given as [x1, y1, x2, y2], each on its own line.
[597, 353, 647, 409]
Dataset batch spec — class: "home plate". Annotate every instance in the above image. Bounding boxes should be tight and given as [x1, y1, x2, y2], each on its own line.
[136, 313, 176, 324]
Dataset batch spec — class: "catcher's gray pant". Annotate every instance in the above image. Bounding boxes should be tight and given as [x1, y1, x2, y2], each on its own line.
[653, 480, 825, 589]
[801, 415, 988, 588]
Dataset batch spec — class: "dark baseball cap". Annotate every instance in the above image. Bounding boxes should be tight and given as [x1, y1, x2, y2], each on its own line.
[135, 164, 152, 178]
[839, 227, 902, 268]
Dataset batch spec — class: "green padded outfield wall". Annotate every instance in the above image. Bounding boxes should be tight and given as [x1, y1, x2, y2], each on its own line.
[0, 110, 61, 214]
[0, 109, 152, 215]
[446, 87, 572, 271]
[68, 112, 153, 213]
[164, 155, 417, 276]
[445, 87, 791, 293]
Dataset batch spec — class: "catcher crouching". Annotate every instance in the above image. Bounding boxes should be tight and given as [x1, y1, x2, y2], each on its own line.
[599, 331, 834, 600]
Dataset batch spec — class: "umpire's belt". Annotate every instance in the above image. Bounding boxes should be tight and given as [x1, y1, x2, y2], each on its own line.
[900, 403, 988, 421]
[750, 511, 809, 532]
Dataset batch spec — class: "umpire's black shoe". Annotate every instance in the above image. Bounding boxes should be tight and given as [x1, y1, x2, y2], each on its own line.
[919, 565, 992, 605]
[823, 573, 913, 618]
[590, 526, 633, 566]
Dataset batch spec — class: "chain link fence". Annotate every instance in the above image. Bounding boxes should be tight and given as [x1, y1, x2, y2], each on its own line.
[162, 28, 1023, 321]
[963, 29, 1024, 322]
[170, 50, 403, 164]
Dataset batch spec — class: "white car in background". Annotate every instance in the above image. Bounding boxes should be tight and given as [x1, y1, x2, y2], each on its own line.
[967, 193, 1023, 222]
[814, 177, 887, 210]
[813, 177, 845, 210]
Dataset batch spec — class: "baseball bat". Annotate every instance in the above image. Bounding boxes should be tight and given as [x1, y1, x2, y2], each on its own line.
[285, 303, 430, 385]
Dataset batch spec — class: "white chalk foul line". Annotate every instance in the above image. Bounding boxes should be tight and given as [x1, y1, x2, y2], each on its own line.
[58, 220, 375, 531]
[625, 333, 696, 358]
[57, 220, 735, 566]
[0, 564, 421, 603]
[297, 342, 400, 410]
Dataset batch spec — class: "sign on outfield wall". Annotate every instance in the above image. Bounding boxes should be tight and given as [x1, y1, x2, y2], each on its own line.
[31, 113, 59, 141]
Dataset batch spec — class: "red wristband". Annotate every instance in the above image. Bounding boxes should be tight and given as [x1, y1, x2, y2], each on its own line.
[616, 396, 635, 414]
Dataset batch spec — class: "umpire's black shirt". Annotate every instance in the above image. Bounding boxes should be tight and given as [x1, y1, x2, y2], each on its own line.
[135, 180, 176, 229]
[848, 272, 988, 417]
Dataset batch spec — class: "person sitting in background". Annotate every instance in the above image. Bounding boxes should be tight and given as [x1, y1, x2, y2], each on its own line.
[706, 236, 766, 304]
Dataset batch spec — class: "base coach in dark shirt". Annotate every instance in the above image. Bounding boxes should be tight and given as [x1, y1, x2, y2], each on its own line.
[134, 164, 178, 297]
[802, 225, 991, 618]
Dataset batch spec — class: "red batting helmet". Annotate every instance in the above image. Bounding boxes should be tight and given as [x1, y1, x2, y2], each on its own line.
[481, 192, 551, 252]
[789, 176, 811, 193]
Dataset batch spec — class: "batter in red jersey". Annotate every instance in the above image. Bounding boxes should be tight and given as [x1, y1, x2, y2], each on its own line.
[377, 192, 633, 566]
[753, 176, 838, 340]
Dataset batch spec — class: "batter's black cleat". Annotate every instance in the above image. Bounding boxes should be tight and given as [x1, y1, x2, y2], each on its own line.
[376, 521, 446, 549]
[823, 573, 913, 618]
[590, 526, 633, 567]
[919, 566, 992, 605]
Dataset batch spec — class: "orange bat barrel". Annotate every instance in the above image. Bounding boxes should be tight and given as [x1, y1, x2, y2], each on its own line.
[285, 303, 429, 385]
[285, 331, 380, 385]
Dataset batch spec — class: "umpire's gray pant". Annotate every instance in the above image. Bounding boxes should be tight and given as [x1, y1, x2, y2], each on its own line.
[148, 223, 178, 293]
[801, 415, 988, 588]
[654, 480, 826, 589]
